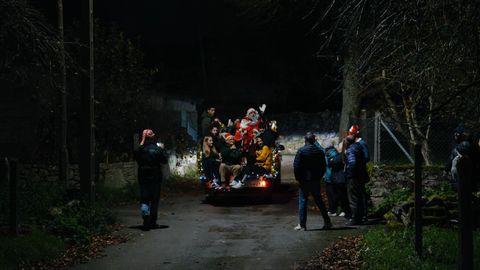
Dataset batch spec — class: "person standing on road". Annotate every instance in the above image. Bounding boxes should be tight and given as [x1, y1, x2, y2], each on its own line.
[293, 132, 332, 231]
[324, 141, 350, 218]
[344, 134, 369, 226]
[134, 129, 168, 231]
[348, 124, 370, 222]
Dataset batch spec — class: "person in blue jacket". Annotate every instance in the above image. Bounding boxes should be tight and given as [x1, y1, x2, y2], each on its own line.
[293, 132, 332, 231]
[344, 134, 369, 225]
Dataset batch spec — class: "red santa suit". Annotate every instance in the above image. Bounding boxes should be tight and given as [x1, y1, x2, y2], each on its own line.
[240, 108, 262, 152]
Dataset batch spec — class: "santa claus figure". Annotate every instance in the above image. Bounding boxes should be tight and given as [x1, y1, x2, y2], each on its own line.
[239, 108, 262, 152]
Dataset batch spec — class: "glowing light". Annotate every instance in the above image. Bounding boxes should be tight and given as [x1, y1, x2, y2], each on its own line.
[260, 180, 267, 187]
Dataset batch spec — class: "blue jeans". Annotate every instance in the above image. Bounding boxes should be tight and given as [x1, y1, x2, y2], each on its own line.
[298, 181, 330, 227]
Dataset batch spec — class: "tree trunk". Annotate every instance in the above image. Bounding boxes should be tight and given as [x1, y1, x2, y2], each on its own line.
[339, 47, 361, 135]
[79, 0, 95, 202]
[57, 0, 69, 189]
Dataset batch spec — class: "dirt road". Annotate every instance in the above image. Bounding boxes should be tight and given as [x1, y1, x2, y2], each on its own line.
[72, 156, 364, 270]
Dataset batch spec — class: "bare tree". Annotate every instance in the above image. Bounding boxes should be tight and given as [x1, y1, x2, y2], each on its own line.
[317, 0, 480, 164]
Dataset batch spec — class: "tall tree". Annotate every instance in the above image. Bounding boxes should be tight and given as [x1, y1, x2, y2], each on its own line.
[57, 0, 68, 187]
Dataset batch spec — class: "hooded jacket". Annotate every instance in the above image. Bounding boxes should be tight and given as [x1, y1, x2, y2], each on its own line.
[134, 140, 168, 183]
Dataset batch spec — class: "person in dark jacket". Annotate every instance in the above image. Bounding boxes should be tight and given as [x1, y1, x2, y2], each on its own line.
[134, 129, 168, 230]
[208, 125, 223, 151]
[324, 142, 350, 218]
[348, 124, 370, 221]
[200, 107, 216, 139]
[293, 132, 332, 231]
[449, 129, 480, 192]
[348, 124, 370, 162]
[219, 133, 243, 188]
[202, 136, 221, 184]
[344, 135, 369, 225]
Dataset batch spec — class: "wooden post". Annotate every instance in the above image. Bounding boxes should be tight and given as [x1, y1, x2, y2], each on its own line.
[58, 0, 69, 189]
[414, 144, 422, 257]
[7, 158, 18, 235]
[80, 0, 95, 203]
[457, 155, 473, 270]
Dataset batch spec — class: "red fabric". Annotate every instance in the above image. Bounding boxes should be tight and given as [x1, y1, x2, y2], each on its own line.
[348, 125, 360, 136]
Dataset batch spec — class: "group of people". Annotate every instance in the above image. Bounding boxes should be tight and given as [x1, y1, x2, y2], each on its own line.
[445, 124, 480, 192]
[293, 125, 370, 230]
[200, 105, 279, 190]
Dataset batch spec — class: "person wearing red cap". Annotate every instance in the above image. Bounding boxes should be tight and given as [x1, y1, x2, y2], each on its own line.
[134, 129, 168, 230]
[344, 133, 369, 226]
[348, 124, 370, 162]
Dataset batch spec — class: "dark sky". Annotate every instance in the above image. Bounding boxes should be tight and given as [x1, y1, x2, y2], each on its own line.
[32, 0, 341, 115]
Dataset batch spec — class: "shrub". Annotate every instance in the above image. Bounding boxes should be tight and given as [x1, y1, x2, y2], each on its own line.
[0, 229, 65, 270]
[44, 200, 116, 245]
[96, 182, 139, 206]
[162, 174, 201, 193]
[371, 188, 412, 217]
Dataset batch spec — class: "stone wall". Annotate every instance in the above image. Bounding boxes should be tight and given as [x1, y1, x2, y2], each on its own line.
[369, 166, 449, 206]
[18, 163, 136, 189]
[16, 151, 199, 190]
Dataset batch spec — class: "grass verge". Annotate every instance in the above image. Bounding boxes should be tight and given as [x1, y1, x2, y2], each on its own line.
[361, 226, 480, 270]
[0, 229, 65, 270]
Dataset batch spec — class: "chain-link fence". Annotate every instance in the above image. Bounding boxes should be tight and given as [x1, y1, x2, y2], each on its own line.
[362, 113, 460, 166]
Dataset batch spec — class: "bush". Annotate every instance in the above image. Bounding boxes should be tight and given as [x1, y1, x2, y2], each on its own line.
[162, 174, 202, 194]
[96, 182, 139, 206]
[361, 226, 480, 270]
[371, 188, 412, 217]
[44, 200, 116, 245]
[0, 229, 65, 270]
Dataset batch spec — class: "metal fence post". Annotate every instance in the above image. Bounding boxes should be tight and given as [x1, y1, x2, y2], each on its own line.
[414, 144, 422, 257]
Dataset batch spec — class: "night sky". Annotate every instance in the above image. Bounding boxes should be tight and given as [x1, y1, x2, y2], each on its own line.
[32, 0, 341, 116]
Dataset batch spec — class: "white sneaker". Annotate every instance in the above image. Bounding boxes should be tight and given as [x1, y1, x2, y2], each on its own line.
[229, 180, 238, 187]
[339, 212, 346, 217]
[328, 211, 338, 217]
[294, 224, 306, 231]
[211, 181, 220, 189]
[231, 181, 244, 189]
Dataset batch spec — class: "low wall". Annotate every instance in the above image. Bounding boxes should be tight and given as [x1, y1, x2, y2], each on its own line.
[369, 166, 449, 206]
[17, 152, 199, 190]
[279, 132, 339, 155]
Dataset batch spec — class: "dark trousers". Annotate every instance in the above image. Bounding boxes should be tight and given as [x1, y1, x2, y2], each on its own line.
[139, 180, 162, 225]
[347, 177, 367, 222]
[240, 164, 269, 181]
[202, 158, 220, 180]
[298, 181, 330, 227]
[326, 182, 350, 214]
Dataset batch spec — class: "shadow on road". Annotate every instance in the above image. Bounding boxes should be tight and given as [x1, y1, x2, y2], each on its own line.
[307, 227, 356, 232]
[128, 225, 170, 230]
[203, 184, 296, 207]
